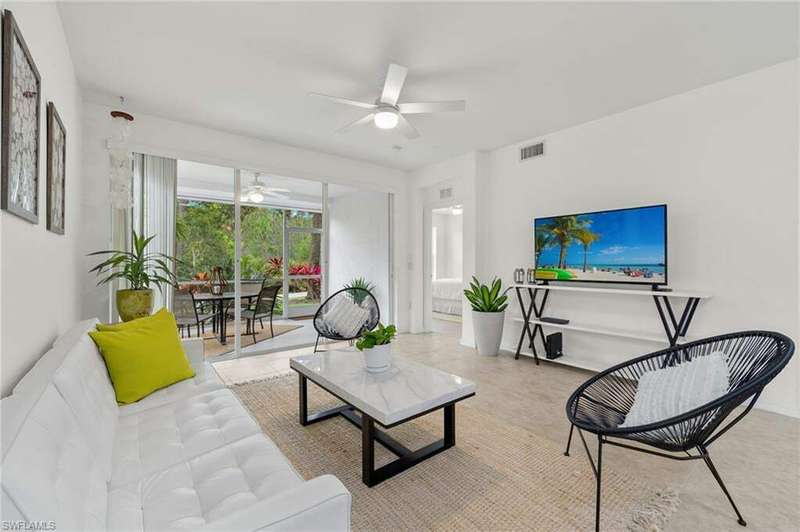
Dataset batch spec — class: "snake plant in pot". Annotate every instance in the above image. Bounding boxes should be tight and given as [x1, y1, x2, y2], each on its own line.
[464, 276, 509, 356]
[88, 231, 179, 322]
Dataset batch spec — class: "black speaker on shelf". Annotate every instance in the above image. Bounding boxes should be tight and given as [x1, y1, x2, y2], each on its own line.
[546, 332, 563, 360]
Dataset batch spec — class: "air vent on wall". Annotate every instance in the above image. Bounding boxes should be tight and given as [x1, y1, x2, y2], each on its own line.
[520, 142, 544, 161]
[439, 187, 453, 200]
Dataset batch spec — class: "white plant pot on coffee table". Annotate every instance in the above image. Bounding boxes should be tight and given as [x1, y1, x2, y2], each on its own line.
[472, 310, 505, 356]
[363, 344, 392, 372]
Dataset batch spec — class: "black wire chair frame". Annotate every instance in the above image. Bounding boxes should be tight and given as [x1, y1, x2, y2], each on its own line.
[564, 330, 794, 531]
[313, 287, 380, 352]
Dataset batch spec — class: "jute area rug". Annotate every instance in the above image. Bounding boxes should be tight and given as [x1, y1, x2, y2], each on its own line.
[233, 374, 678, 531]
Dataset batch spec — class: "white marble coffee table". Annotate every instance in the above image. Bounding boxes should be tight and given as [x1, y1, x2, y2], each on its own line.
[290, 349, 476, 486]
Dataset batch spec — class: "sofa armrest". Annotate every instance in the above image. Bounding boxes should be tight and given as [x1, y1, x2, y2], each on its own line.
[204, 475, 351, 531]
[181, 338, 205, 375]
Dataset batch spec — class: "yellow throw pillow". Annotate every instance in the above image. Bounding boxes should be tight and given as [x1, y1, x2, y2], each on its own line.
[89, 309, 195, 404]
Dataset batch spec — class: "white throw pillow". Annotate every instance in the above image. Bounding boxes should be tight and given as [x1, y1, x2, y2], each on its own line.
[619, 351, 730, 429]
[325, 297, 370, 338]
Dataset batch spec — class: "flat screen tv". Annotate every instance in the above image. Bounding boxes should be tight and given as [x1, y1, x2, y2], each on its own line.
[534, 204, 667, 286]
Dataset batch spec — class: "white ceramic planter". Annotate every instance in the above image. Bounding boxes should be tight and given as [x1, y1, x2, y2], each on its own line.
[472, 310, 505, 356]
[363, 343, 392, 373]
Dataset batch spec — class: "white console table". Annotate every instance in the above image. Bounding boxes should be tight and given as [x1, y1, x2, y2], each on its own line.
[511, 283, 712, 367]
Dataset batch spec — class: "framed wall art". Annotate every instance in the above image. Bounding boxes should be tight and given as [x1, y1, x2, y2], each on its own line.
[1, 10, 42, 224]
[47, 102, 65, 234]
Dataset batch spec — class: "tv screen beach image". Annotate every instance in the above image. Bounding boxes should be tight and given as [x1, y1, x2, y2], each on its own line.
[534, 205, 666, 284]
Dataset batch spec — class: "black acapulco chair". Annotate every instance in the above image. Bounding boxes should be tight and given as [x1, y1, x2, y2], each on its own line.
[564, 331, 795, 531]
[313, 287, 380, 352]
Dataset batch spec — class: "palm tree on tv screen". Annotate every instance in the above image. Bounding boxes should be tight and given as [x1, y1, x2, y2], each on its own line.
[534, 229, 555, 267]
[575, 227, 601, 272]
[540, 216, 579, 268]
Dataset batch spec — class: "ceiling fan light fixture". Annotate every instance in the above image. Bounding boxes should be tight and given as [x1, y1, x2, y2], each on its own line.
[374, 110, 399, 130]
[248, 191, 265, 203]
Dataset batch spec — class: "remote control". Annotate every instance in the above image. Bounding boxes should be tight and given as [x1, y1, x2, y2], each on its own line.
[540, 317, 570, 325]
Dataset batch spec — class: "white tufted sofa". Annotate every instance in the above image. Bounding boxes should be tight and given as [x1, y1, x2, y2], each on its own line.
[0, 318, 351, 531]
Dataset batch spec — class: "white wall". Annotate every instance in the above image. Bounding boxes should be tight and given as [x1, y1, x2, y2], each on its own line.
[410, 60, 800, 418]
[328, 190, 391, 321]
[79, 100, 412, 330]
[0, 4, 84, 395]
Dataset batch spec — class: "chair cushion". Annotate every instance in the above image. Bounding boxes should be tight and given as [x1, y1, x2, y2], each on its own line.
[89, 310, 196, 404]
[111, 388, 261, 486]
[620, 352, 730, 428]
[1, 385, 108, 530]
[52, 333, 119, 479]
[107, 434, 303, 531]
[324, 297, 369, 338]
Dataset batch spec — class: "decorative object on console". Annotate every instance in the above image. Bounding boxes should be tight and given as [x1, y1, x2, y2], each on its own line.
[356, 323, 397, 373]
[107, 97, 134, 209]
[565, 331, 794, 531]
[210, 266, 227, 295]
[46, 102, 66, 234]
[514, 268, 525, 284]
[464, 276, 509, 356]
[313, 286, 380, 352]
[527, 267, 537, 284]
[1, 10, 41, 224]
[88, 230, 179, 321]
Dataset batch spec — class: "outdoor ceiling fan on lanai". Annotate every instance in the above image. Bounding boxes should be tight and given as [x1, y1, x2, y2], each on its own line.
[241, 173, 290, 204]
[310, 63, 466, 139]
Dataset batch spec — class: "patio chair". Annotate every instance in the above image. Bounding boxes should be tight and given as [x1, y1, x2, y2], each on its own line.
[173, 290, 214, 338]
[564, 331, 794, 531]
[234, 282, 282, 344]
[313, 287, 380, 352]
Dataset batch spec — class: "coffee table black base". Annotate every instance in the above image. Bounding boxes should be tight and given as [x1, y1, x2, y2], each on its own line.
[298, 373, 461, 487]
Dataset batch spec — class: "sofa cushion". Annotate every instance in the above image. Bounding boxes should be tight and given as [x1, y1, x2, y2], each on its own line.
[107, 434, 303, 531]
[52, 332, 119, 480]
[111, 388, 261, 486]
[12, 318, 100, 396]
[117, 363, 224, 417]
[89, 310, 195, 404]
[0, 385, 108, 530]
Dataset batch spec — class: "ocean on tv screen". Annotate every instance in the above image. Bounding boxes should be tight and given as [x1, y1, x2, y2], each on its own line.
[534, 205, 666, 284]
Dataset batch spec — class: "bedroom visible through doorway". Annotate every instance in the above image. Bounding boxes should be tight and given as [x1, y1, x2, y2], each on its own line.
[429, 204, 463, 334]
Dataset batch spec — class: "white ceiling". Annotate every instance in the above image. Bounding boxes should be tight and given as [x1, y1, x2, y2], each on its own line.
[59, 2, 798, 171]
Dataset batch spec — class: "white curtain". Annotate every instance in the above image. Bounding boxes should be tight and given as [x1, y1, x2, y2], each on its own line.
[133, 153, 177, 311]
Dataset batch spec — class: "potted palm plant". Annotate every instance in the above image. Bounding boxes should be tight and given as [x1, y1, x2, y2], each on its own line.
[464, 276, 509, 356]
[89, 231, 179, 321]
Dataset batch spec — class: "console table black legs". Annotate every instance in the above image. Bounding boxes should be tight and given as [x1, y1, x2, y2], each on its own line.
[514, 286, 549, 363]
[653, 295, 701, 346]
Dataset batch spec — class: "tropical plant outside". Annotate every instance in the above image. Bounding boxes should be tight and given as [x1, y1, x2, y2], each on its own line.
[464, 276, 509, 313]
[356, 323, 396, 351]
[88, 231, 178, 291]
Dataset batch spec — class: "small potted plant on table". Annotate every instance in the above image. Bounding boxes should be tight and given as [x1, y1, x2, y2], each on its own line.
[464, 276, 509, 356]
[356, 323, 397, 373]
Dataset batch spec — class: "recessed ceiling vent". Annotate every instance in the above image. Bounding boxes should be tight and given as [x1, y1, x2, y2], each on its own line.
[520, 142, 544, 161]
[439, 187, 453, 200]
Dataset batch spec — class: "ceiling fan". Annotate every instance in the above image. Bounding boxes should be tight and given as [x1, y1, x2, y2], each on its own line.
[241, 173, 290, 203]
[310, 63, 466, 139]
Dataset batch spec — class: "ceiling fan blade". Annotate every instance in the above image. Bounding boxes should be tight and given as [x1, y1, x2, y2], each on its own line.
[396, 114, 420, 140]
[398, 100, 466, 114]
[309, 93, 377, 110]
[336, 113, 375, 134]
[379, 63, 408, 106]
[265, 187, 291, 194]
[264, 191, 290, 199]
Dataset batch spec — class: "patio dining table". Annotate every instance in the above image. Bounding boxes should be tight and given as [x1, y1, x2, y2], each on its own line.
[193, 289, 260, 344]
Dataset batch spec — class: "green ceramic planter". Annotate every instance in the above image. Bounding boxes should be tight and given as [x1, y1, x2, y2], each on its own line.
[116, 289, 154, 322]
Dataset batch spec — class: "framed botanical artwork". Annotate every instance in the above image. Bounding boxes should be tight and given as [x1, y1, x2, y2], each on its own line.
[47, 102, 66, 234]
[1, 10, 41, 224]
